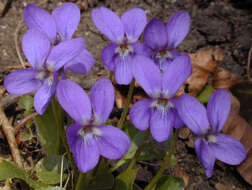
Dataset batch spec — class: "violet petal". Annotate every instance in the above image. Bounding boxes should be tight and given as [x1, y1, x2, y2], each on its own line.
[72, 134, 100, 173]
[101, 44, 117, 71]
[207, 90, 231, 133]
[176, 94, 210, 136]
[121, 8, 147, 43]
[96, 125, 130, 159]
[150, 109, 174, 142]
[46, 38, 85, 71]
[66, 123, 83, 151]
[90, 78, 114, 124]
[166, 10, 190, 49]
[162, 54, 192, 98]
[24, 4, 56, 42]
[34, 76, 57, 114]
[210, 134, 246, 165]
[130, 99, 152, 131]
[131, 42, 151, 57]
[144, 18, 168, 50]
[133, 55, 162, 98]
[195, 138, 215, 178]
[22, 29, 50, 69]
[64, 49, 94, 74]
[91, 7, 124, 44]
[56, 80, 91, 124]
[114, 55, 133, 85]
[4, 69, 41, 95]
[52, 2, 80, 40]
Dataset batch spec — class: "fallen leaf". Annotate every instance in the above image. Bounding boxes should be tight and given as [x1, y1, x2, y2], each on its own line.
[115, 89, 125, 109]
[222, 93, 252, 185]
[178, 47, 224, 96]
[178, 127, 190, 140]
[215, 183, 232, 190]
[212, 67, 241, 89]
[172, 165, 190, 188]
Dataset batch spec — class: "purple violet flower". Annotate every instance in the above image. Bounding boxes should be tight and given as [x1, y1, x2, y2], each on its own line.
[176, 90, 247, 178]
[130, 55, 192, 142]
[4, 29, 85, 114]
[144, 11, 190, 71]
[91, 7, 150, 85]
[24, 3, 94, 74]
[56, 78, 130, 172]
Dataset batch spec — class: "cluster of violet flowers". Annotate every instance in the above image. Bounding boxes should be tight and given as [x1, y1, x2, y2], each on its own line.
[4, 2, 246, 183]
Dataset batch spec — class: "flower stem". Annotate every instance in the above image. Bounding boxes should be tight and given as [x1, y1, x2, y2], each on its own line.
[51, 99, 78, 185]
[127, 129, 150, 170]
[117, 79, 135, 129]
[144, 130, 179, 190]
[51, 99, 62, 154]
[75, 170, 93, 190]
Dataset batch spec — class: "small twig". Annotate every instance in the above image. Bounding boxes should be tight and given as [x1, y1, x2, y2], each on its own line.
[60, 153, 66, 188]
[0, 105, 23, 168]
[247, 45, 252, 82]
[0, 94, 21, 107]
[15, 112, 38, 133]
[4, 63, 30, 70]
[14, 19, 25, 68]
[64, 173, 71, 189]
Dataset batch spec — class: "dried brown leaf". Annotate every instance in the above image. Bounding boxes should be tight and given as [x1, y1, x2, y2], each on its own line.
[178, 47, 224, 96]
[212, 67, 241, 89]
[173, 165, 190, 187]
[222, 93, 252, 185]
[115, 89, 125, 109]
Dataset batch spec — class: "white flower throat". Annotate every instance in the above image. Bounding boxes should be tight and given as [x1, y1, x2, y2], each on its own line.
[115, 43, 133, 59]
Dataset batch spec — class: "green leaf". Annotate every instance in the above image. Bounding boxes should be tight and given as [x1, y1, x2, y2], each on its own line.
[35, 155, 68, 185]
[18, 95, 34, 111]
[0, 160, 48, 189]
[112, 123, 174, 171]
[34, 102, 60, 155]
[111, 125, 146, 171]
[88, 172, 114, 190]
[231, 81, 252, 125]
[197, 85, 215, 104]
[156, 176, 184, 190]
[113, 168, 138, 190]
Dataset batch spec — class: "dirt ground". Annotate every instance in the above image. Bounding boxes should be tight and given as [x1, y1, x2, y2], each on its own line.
[0, 0, 252, 189]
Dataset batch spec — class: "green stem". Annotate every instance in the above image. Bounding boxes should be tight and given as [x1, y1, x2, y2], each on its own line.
[117, 79, 135, 129]
[51, 99, 62, 154]
[75, 172, 85, 190]
[75, 170, 93, 190]
[51, 99, 78, 185]
[127, 130, 150, 170]
[144, 130, 179, 190]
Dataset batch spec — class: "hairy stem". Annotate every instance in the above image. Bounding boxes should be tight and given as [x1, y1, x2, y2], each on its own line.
[117, 79, 135, 129]
[144, 130, 179, 190]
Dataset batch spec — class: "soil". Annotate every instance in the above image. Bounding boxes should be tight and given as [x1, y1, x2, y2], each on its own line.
[0, 0, 251, 189]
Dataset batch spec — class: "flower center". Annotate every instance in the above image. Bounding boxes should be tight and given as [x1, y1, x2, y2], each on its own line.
[206, 134, 217, 143]
[154, 50, 173, 71]
[156, 49, 173, 60]
[158, 98, 168, 105]
[36, 69, 53, 81]
[151, 97, 173, 114]
[115, 43, 133, 58]
[78, 125, 102, 139]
